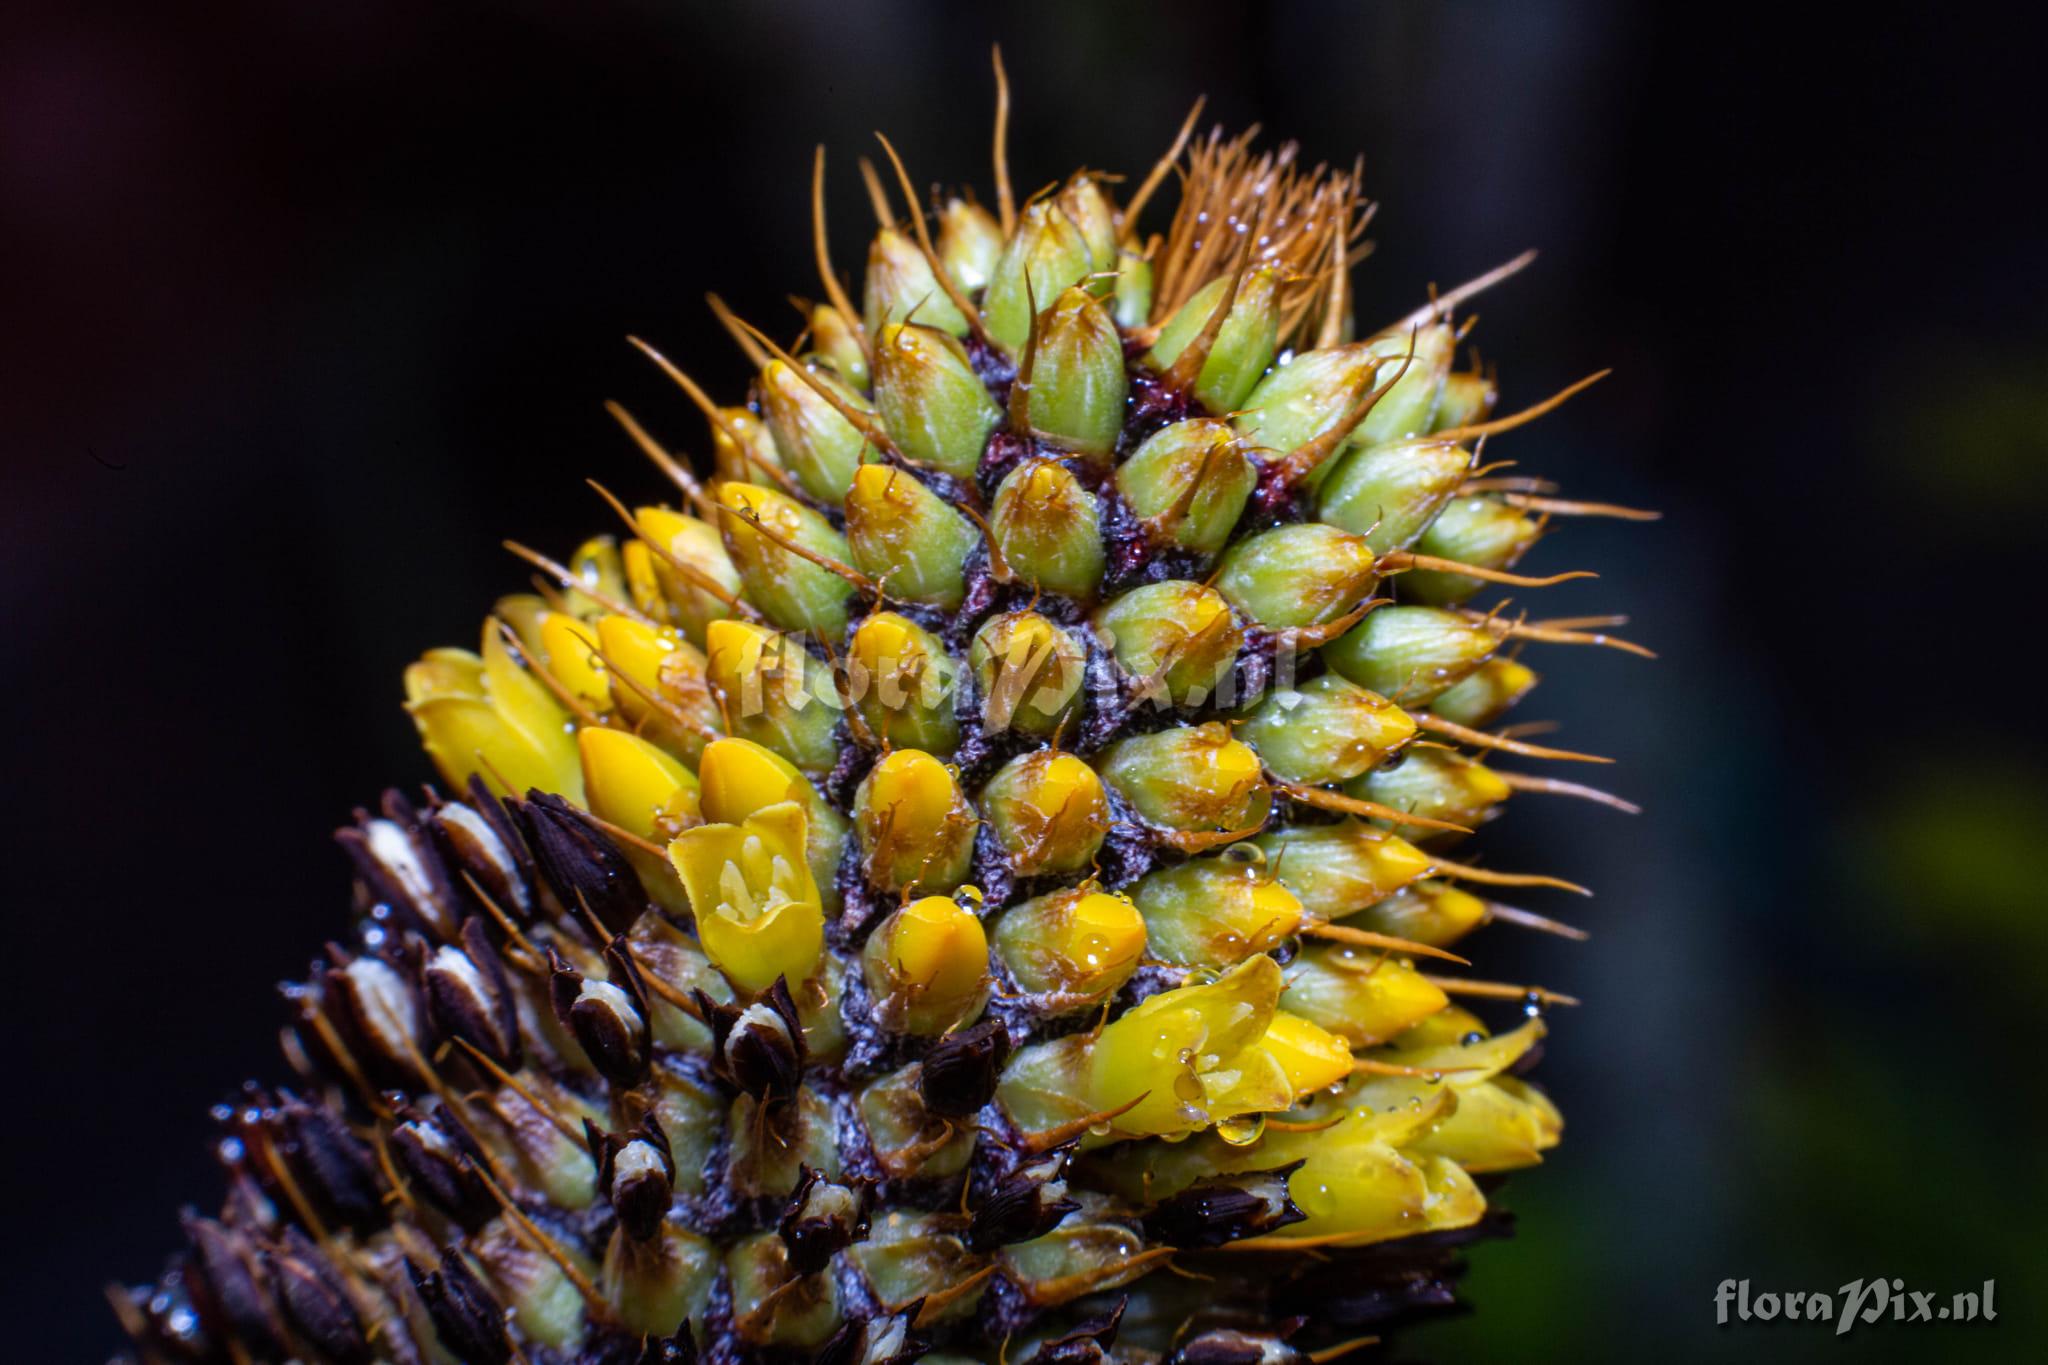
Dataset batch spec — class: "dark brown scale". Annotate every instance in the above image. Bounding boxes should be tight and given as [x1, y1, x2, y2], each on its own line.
[409, 1246, 516, 1365]
[512, 792, 652, 935]
[1141, 1162, 1306, 1248]
[182, 1215, 286, 1357]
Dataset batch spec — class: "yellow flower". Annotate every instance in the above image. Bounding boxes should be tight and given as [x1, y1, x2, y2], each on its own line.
[668, 801, 823, 993]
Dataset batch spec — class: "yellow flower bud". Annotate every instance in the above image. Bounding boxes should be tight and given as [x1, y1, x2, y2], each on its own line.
[864, 895, 990, 1035]
[1280, 944, 1448, 1047]
[696, 736, 847, 910]
[852, 749, 977, 894]
[1251, 821, 1434, 918]
[634, 504, 745, 645]
[968, 611, 1086, 738]
[1098, 723, 1271, 838]
[578, 727, 700, 845]
[539, 612, 611, 713]
[703, 619, 840, 776]
[846, 612, 959, 755]
[993, 888, 1145, 1007]
[668, 802, 824, 994]
[981, 751, 1110, 877]
[592, 614, 719, 766]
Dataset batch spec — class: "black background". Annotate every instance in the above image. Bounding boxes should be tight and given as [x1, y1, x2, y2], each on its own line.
[5, 2, 2045, 1360]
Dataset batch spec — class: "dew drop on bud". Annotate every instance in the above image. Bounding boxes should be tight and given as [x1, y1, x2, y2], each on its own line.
[1214, 1114, 1266, 1147]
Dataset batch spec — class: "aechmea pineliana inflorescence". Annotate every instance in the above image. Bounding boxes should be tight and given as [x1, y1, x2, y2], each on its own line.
[112, 55, 1656, 1365]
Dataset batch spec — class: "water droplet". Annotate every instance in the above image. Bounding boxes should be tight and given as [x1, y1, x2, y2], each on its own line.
[1216, 1113, 1266, 1146]
[1087, 1120, 1113, 1137]
[957, 884, 985, 908]
[1222, 842, 1265, 867]
[1460, 1030, 1485, 1046]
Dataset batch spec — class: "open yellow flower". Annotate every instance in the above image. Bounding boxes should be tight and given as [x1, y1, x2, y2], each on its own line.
[667, 800, 823, 993]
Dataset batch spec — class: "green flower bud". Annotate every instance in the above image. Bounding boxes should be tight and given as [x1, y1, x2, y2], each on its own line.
[1129, 849, 1304, 968]
[726, 1087, 841, 1203]
[1250, 820, 1435, 917]
[1353, 322, 1456, 446]
[992, 885, 1146, 1007]
[710, 405, 788, 487]
[760, 358, 877, 504]
[808, 302, 868, 390]
[859, 1061, 976, 1180]
[1094, 581, 1244, 708]
[1340, 879, 1491, 949]
[703, 620, 843, 776]
[1321, 604, 1500, 705]
[1427, 656, 1540, 728]
[865, 225, 971, 337]
[937, 197, 1003, 295]
[1240, 674, 1417, 784]
[1023, 286, 1127, 459]
[1057, 174, 1120, 277]
[1347, 747, 1510, 836]
[846, 611, 960, 755]
[1148, 267, 1282, 414]
[1098, 722, 1272, 838]
[872, 322, 1002, 481]
[853, 748, 978, 893]
[472, 1216, 591, 1347]
[1232, 342, 1383, 483]
[1113, 246, 1154, 330]
[849, 1214, 987, 1326]
[983, 200, 1094, 353]
[842, 462, 979, 609]
[989, 459, 1106, 600]
[1214, 523, 1379, 631]
[1317, 437, 1474, 555]
[1280, 944, 1448, 1047]
[1430, 368, 1498, 433]
[969, 611, 1086, 738]
[981, 750, 1110, 877]
[715, 482, 855, 635]
[1115, 418, 1256, 554]
[1399, 495, 1543, 605]
[604, 1225, 717, 1340]
[726, 1228, 842, 1349]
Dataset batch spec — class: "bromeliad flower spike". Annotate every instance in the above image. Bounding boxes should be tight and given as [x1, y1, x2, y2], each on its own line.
[113, 55, 1655, 1365]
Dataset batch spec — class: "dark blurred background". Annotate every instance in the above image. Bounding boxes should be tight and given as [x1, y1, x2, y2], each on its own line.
[5, 1, 2044, 1359]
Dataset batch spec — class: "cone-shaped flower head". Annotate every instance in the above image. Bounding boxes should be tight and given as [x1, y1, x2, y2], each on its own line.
[126, 91, 1643, 1365]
